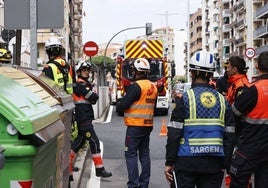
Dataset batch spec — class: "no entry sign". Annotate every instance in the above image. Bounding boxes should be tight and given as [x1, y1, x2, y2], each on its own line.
[83, 41, 98, 57]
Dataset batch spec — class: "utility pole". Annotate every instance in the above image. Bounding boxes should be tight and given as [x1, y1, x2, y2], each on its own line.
[155, 11, 179, 97]
[155, 11, 180, 55]
[187, 1, 190, 82]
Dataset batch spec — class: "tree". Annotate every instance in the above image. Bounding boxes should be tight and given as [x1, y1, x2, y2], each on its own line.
[89, 55, 113, 66]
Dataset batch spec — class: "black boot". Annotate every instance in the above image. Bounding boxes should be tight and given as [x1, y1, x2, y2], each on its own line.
[96, 167, 112, 178]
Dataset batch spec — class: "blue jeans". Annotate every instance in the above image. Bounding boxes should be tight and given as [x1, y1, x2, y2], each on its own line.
[125, 126, 153, 188]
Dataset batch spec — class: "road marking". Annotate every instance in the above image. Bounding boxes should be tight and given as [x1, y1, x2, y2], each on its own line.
[104, 105, 113, 124]
[86, 141, 103, 188]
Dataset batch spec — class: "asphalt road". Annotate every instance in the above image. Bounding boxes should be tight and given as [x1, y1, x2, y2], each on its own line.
[89, 106, 170, 188]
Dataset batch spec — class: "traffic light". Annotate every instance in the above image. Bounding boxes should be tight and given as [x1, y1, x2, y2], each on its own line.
[146, 23, 152, 36]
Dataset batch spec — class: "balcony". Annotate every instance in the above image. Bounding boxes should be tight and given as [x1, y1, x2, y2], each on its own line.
[222, 0, 230, 4]
[254, 25, 268, 38]
[223, 39, 230, 46]
[253, 0, 262, 4]
[234, 19, 245, 30]
[256, 45, 268, 56]
[255, 4, 268, 19]
[222, 9, 230, 18]
[74, 14, 82, 20]
[222, 24, 230, 33]
[237, 0, 245, 13]
[74, 0, 82, 4]
[234, 37, 245, 46]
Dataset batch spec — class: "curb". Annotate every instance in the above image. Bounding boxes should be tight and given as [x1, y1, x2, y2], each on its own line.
[70, 147, 89, 188]
[70, 104, 110, 188]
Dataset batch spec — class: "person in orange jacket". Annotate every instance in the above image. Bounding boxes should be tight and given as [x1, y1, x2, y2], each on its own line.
[229, 51, 268, 188]
[226, 55, 250, 144]
[226, 55, 250, 104]
[117, 58, 158, 188]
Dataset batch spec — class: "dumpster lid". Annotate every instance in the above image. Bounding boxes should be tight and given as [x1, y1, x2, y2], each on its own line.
[34, 119, 65, 144]
[0, 70, 60, 135]
[2, 67, 60, 107]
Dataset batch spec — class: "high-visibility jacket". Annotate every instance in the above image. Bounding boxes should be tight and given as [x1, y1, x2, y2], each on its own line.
[226, 74, 249, 104]
[72, 78, 90, 104]
[46, 57, 73, 94]
[244, 79, 268, 125]
[124, 80, 157, 127]
[178, 87, 226, 156]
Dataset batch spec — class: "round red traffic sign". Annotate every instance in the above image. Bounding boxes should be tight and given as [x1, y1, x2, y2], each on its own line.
[83, 41, 98, 57]
[245, 47, 256, 59]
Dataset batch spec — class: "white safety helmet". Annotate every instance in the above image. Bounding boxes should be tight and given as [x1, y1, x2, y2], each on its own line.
[190, 50, 216, 73]
[45, 37, 62, 50]
[133, 58, 150, 72]
[75, 60, 92, 72]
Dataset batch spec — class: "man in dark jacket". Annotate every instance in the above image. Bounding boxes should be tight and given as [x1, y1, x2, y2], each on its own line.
[229, 51, 268, 188]
[165, 50, 236, 188]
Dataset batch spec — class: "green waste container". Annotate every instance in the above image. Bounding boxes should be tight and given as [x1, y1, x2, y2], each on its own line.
[0, 145, 4, 170]
[21, 68, 75, 188]
[0, 68, 65, 188]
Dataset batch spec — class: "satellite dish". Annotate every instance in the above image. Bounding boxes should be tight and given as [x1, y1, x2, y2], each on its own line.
[8, 36, 29, 54]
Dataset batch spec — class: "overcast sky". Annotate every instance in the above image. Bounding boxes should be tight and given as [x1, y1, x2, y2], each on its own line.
[82, 0, 202, 45]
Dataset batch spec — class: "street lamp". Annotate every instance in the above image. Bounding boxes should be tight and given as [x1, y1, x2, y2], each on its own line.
[102, 23, 151, 86]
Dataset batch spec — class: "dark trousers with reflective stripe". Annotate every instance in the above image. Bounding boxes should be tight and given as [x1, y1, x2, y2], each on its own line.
[125, 126, 153, 188]
[230, 150, 268, 188]
[176, 170, 224, 188]
[71, 120, 101, 154]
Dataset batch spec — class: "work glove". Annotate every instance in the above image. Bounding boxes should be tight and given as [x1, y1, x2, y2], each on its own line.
[87, 92, 99, 104]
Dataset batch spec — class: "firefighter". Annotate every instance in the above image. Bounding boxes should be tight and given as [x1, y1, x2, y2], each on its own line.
[164, 50, 236, 188]
[226, 56, 250, 144]
[42, 37, 74, 94]
[117, 58, 158, 188]
[0, 48, 12, 64]
[71, 60, 112, 178]
[226, 55, 249, 104]
[229, 51, 268, 188]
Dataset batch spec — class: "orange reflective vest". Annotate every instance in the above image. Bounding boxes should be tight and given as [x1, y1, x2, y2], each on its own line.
[124, 80, 158, 127]
[226, 74, 249, 104]
[72, 78, 90, 105]
[245, 79, 268, 124]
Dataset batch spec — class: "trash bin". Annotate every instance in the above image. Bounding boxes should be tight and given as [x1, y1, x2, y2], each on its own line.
[21, 68, 75, 188]
[0, 146, 4, 170]
[0, 67, 65, 188]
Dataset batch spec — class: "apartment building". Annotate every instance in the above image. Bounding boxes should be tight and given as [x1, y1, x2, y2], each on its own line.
[253, 0, 268, 78]
[185, 0, 268, 80]
[189, 8, 202, 58]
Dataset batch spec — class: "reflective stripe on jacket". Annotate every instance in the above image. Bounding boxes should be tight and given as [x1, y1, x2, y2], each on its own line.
[72, 78, 89, 104]
[178, 87, 226, 156]
[226, 74, 249, 104]
[124, 80, 157, 127]
[245, 79, 268, 124]
[47, 58, 73, 94]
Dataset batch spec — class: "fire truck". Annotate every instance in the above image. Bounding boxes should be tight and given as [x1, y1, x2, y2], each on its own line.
[114, 39, 171, 116]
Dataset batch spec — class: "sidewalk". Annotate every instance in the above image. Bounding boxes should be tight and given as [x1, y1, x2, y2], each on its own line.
[70, 104, 111, 188]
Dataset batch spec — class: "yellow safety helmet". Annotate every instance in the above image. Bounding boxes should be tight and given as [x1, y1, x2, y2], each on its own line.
[0, 48, 12, 63]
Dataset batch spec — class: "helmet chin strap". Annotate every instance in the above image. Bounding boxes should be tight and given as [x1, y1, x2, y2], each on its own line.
[78, 75, 89, 81]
